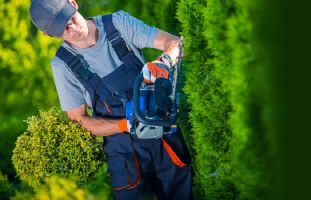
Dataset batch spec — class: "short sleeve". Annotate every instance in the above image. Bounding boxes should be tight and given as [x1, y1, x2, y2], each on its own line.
[112, 10, 159, 49]
[51, 56, 86, 111]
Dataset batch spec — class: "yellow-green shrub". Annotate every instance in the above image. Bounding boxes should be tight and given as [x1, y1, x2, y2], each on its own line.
[12, 108, 103, 189]
[12, 176, 96, 200]
[35, 176, 95, 200]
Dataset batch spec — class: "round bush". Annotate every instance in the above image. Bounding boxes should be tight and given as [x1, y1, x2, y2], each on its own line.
[12, 108, 103, 189]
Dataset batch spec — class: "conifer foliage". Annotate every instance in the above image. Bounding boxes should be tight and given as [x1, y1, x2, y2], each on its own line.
[177, 0, 274, 199]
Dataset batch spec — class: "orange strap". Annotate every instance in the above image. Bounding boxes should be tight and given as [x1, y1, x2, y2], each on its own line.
[118, 119, 128, 133]
[162, 139, 186, 168]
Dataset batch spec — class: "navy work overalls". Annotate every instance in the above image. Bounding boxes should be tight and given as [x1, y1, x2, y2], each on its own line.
[56, 14, 192, 200]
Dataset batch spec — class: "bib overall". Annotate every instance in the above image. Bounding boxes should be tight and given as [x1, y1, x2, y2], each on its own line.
[56, 14, 192, 200]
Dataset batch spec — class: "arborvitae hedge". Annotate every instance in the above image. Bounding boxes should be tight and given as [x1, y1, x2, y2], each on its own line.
[177, 0, 274, 199]
[12, 108, 103, 190]
[177, 0, 234, 199]
[223, 1, 274, 198]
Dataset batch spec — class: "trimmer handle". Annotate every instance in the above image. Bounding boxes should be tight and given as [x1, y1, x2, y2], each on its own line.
[133, 73, 176, 127]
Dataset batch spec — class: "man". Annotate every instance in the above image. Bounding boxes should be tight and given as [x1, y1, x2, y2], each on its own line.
[29, 0, 191, 199]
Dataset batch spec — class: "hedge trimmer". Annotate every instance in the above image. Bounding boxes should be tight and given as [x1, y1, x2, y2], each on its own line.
[126, 37, 184, 139]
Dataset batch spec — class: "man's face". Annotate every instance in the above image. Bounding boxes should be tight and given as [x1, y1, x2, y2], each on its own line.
[61, 12, 88, 43]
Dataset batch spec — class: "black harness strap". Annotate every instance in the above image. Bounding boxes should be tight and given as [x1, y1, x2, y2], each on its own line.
[56, 47, 112, 110]
[102, 14, 129, 61]
[56, 47, 95, 85]
[102, 15, 144, 66]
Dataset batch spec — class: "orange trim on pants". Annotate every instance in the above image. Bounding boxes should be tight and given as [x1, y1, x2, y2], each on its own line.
[162, 139, 186, 168]
[103, 100, 111, 113]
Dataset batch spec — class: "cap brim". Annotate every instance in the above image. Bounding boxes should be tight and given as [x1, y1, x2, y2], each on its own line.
[47, 2, 77, 37]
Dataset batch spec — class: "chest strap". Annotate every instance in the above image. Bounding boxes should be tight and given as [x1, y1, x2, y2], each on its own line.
[56, 47, 97, 86]
[102, 14, 129, 62]
[101, 14, 144, 66]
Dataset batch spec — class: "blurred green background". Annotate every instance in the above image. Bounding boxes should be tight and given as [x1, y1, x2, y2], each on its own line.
[1, 0, 309, 199]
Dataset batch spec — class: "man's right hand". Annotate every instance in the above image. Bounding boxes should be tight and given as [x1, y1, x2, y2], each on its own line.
[118, 118, 132, 133]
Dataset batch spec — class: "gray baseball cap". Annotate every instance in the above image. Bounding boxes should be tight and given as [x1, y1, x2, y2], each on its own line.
[30, 0, 77, 37]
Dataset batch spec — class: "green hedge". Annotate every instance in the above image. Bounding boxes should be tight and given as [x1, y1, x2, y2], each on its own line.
[177, 0, 234, 198]
[177, 0, 275, 199]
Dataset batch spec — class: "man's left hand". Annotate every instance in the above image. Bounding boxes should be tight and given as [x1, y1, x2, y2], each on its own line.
[142, 60, 170, 84]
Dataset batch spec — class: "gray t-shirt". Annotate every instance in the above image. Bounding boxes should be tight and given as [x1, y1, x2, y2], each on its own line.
[51, 11, 158, 111]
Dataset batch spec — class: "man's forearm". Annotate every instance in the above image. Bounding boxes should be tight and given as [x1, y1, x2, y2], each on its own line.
[154, 30, 180, 51]
[75, 115, 122, 136]
[66, 104, 125, 136]
[153, 30, 181, 68]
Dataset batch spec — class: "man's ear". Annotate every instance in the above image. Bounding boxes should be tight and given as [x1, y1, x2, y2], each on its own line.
[69, 0, 79, 10]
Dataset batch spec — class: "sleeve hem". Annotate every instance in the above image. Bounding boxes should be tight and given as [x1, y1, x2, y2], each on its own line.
[147, 28, 159, 48]
[61, 102, 86, 112]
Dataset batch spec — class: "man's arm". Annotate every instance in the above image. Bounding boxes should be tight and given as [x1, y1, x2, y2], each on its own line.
[67, 104, 122, 136]
[153, 30, 182, 67]
[141, 30, 182, 84]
